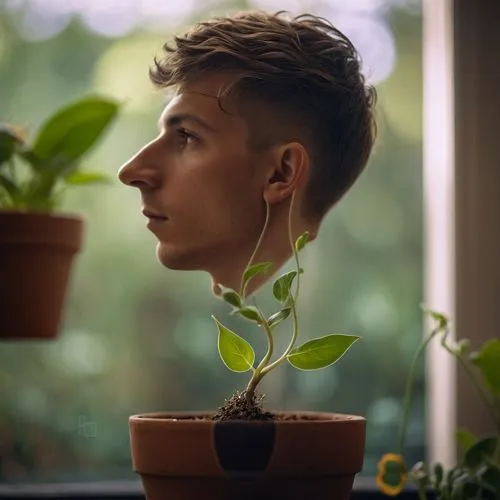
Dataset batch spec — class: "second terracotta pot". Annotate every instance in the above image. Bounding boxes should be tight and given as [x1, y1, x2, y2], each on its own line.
[0, 210, 84, 340]
[129, 410, 366, 500]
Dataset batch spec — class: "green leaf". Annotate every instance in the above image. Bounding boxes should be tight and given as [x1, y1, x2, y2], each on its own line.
[449, 470, 469, 499]
[64, 171, 111, 185]
[0, 173, 19, 197]
[295, 231, 310, 252]
[432, 463, 444, 490]
[420, 305, 449, 330]
[32, 96, 119, 165]
[213, 316, 255, 372]
[456, 338, 470, 355]
[268, 307, 292, 328]
[445, 467, 462, 495]
[480, 464, 500, 496]
[470, 339, 500, 397]
[233, 306, 262, 324]
[273, 270, 299, 303]
[457, 428, 478, 454]
[287, 334, 360, 370]
[0, 128, 23, 164]
[217, 285, 242, 308]
[242, 262, 273, 291]
[410, 461, 429, 486]
[284, 293, 296, 308]
[464, 437, 498, 469]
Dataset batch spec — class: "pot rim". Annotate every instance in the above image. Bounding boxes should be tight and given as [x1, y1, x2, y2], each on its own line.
[130, 410, 366, 424]
[0, 208, 84, 222]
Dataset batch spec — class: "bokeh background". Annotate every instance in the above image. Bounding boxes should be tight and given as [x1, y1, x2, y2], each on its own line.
[0, 0, 423, 483]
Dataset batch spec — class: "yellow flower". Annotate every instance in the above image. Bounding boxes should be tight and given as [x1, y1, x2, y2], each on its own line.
[376, 453, 408, 496]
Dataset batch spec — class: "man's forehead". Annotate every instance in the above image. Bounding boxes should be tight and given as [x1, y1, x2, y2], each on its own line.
[164, 73, 239, 111]
[159, 82, 244, 129]
[180, 71, 238, 97]
[161, 90, 217, 117]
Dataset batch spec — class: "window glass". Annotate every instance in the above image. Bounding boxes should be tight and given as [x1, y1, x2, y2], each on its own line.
[0, 0, 423, 482]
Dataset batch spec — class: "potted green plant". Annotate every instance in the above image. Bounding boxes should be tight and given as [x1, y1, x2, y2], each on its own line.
[129, 198, 366, 500]
[0, 96, 119, 340]
[377, 308, 500, 499]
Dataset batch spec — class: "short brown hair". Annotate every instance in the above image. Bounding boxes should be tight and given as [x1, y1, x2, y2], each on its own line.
[150, 11, 377, 221]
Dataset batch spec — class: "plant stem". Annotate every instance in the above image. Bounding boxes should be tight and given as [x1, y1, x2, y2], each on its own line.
[243, 192, 301, 399]
[240, 199, 270, 298]
[288, 191, 301, 304]
[245, 378, 259, 406]
[255, 319, 274, 373]
[258, 193, 301, 377]
[245, 309, 275, 404]
[440, 337, 500, 434]
[398, 326, 442, 454]
[399, 315, 500, 464]
[260, 297, 298, 376]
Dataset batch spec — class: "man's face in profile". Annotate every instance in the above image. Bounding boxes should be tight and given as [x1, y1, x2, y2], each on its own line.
[118, 73, 267, 274]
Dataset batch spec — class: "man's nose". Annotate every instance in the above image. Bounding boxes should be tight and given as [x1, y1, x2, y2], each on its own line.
[118, 142, 157, 189]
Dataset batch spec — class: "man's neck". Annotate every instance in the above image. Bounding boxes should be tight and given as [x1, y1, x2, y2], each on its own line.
[209, 208, 315, 298]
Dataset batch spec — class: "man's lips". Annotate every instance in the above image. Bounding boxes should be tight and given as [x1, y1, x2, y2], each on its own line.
[142, 209, 167, 220]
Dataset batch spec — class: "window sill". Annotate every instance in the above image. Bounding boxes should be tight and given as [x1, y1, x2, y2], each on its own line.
[0, 477, 429, 499]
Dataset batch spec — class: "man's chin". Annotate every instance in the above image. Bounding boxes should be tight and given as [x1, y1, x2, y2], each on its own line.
[155, 242, 201, 271]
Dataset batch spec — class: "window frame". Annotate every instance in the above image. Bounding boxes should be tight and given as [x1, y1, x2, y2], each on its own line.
[0, 478, 430, 499]
[424, 0, 500, 470]
[423, 0, 456, 469]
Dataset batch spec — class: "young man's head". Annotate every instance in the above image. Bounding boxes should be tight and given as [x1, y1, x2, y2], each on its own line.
[118, 11, 377, 293]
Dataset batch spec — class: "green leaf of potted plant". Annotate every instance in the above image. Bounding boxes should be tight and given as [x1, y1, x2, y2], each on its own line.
[0, 96, 119, 340]
[129, 196, 367, 500]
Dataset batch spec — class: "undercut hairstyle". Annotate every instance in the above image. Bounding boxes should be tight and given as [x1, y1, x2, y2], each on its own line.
[150, 10, 377, 221]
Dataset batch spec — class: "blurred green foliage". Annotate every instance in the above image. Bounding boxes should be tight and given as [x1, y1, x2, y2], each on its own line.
[0, 0, 424, 483]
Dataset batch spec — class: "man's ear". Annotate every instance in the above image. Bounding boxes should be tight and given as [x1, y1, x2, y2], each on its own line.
[263, 142, 309, 205]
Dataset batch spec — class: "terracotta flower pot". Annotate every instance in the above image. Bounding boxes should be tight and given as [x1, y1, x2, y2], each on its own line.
[129, 411, 366, 500]
[0, 210, 84, 340]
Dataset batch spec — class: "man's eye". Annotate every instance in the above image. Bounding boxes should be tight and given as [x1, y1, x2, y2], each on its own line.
[177, 128, 197, 145]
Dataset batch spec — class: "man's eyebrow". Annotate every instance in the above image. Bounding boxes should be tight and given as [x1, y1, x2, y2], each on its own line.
[158, 113, 216, 132]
